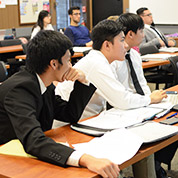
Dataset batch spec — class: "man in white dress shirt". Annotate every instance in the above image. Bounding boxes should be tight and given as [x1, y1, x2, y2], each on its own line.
[136, 7, 176, 53]
[55, 19, 168, 178]
[116, 12, 178, 178]
[55, 20, 167, 119]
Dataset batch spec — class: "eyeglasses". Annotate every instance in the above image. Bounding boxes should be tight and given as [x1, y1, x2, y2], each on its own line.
[143, 13, 152, 17]
[72, 13, 81, 16]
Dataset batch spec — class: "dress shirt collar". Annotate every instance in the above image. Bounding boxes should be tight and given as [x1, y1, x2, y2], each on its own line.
[36, 74, 47, 95]
[145, 24, 151, 29]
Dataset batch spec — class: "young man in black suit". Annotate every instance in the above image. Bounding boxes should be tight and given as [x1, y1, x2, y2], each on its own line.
[0, 30, 120, 178]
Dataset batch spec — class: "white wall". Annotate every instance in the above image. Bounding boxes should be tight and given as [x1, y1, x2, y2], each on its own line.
[129, 0, 178, 25]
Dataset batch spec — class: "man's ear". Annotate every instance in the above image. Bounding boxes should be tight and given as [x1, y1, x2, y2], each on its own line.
[50, 59, 57, 70]
[102, 40, 111, 51]
[128, 30, 134, 39]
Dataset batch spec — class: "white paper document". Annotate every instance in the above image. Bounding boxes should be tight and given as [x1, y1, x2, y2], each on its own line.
[141, 53, 176, 61]
[72, 47, 92, 53]
[73, 128, 143, 164]
[159, 47, 178, 53]
[128, 121, 178, 143]
[80, 107, 163, 129]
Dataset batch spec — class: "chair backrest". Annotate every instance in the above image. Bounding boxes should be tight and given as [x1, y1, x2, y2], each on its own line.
[139, 45, 159, 56]
[0, 61, 8, 82]
[0, 39, 21, 47]
[22, 43, 28, 54]
[169, 56, 178, 85]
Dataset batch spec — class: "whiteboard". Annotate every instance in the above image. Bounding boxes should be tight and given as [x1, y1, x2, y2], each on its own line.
[129, 0, 178, 25]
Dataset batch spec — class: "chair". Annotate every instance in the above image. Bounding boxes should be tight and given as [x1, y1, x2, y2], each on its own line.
[0, 39, 24, 76]
[169, 56, 178, 85]
[22, 43, 28, 54]
[139, 45, 159, 56]
[145, 56, 178, 90]
[0, 61, 8, 82]
[0, 39, 21, 47]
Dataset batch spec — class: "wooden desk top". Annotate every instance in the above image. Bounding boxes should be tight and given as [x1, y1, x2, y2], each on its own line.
[0, 85, 178, 178]
[5, 64, 10, 69]
[0, 45, 23, 54]
[142, 60, 170, 69]
[15, 52, 84, 61]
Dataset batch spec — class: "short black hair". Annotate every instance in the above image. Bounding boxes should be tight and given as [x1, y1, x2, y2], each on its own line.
[68, 6, 80, 15]
[26, 30, 72, 74]
[91, 19, 123, 50]
[136, 7, 148, 16]
[117, 13, 144, 36]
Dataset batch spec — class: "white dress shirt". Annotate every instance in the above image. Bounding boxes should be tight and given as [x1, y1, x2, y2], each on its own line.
[56, 49, 151, 119]
[111, 48, 151, 95]
[31, 24, 54, 39]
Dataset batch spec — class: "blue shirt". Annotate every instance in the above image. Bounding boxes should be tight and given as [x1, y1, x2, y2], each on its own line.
[64, 25, 91, 46]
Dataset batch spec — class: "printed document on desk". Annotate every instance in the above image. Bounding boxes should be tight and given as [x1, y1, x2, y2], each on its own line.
[72, 47, 92, 53]
[159, 47, 178, 53]
[141, 53, 176, 61]
[73, 128, 143, 165]
[79, 107, 163, 130]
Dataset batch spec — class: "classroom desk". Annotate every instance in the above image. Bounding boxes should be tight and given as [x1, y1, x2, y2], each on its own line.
[142, 60, 170, 69]
[15, 52, 84, 61]
[0, 85, 178, 178]
[0, 45, 23, 54]
[5, 64, 10, 69]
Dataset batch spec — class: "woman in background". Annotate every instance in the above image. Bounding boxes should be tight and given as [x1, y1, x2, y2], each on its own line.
[31, 10, 54, 39]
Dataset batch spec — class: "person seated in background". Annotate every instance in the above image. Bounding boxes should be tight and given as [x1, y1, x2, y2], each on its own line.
[64, 6, 92, 47]
[136, 7, 176, 53]
[0, 30, 120, 178]
[31, 10, 54, 39]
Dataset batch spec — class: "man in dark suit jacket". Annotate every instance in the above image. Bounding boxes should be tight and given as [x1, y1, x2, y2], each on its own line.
[0, 30, 120, 177]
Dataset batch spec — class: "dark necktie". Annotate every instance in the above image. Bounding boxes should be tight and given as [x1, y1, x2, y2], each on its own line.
[150, 26, 169, 47]
[126, 53, 144, 95]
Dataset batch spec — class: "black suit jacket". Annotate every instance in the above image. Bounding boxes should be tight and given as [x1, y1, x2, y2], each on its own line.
[0, 67, 95, 167]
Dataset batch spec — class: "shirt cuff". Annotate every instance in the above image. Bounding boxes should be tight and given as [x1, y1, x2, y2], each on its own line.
[145, 94, 151, 105]
[66, 150, 85, 167]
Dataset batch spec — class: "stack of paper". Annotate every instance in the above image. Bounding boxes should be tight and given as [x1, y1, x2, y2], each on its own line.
[80, 107, 163, 130]
[73, 128, 143, 164]
[72, 47, 92, 53]
[141, 53, 176, 61]
[159, 47, 178, 53]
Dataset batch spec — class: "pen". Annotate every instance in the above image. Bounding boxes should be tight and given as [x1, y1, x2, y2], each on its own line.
[166, 113, 177, 119]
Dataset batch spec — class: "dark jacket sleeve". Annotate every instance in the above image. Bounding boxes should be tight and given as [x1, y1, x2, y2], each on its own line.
[3, 81, 75, 167]
[54, 80, 96, 123]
